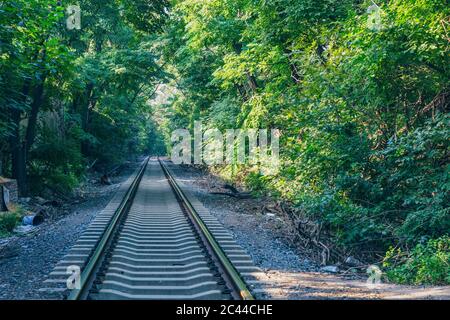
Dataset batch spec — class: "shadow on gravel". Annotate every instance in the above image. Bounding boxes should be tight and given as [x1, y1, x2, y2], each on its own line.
[0, 159, 142, 300]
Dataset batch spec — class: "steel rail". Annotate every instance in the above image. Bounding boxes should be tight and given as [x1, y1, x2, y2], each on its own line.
[67, 157, 150, 300]
[159, 158, 255, 300]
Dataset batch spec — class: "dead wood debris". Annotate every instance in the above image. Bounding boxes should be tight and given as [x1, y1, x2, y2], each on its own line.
[262, 200, 349, 266]
[209, 183, 253, 199]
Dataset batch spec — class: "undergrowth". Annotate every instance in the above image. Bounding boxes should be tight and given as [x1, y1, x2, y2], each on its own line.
[383, 236, 450, 285]
[0, 206, 24, 237]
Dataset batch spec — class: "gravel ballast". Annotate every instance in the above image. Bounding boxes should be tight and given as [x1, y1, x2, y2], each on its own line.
[1, 159, 448, 300]
[167, 163, 450, 300]
[0, 161, 140, 300]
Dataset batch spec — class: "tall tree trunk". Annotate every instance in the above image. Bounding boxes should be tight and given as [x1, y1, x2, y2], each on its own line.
[246, 73, 258, 92]
[8, 38, 49, 195]
[233, 42, 259, 93]
[10, 80, 31, 195]
[25, 77, 46, 153]
[284, 50, 302, 84]
[15, 144, 27, 196]
[9, 76, 46, 196]
[235, 84, 247, 100]
[10, 109, 28, 196]
[81, 81, 94, 156]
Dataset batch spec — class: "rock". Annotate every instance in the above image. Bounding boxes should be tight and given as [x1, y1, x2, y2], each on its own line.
[345, 256, 363, 267]
[13, 225, 36, 235]
[266, 213, 276, 217]
[321, 265, 340, 273]
[0, 244, 20, 260]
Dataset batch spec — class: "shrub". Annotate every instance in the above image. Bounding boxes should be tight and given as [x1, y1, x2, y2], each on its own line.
[383, 236, 450, 285]
[29, 122, 85, 195]
[43, 171, 80, 195]
[0, 207, 23, 237]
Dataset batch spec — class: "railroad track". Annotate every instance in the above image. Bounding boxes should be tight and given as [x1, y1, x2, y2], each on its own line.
[41, 158, 259, 300]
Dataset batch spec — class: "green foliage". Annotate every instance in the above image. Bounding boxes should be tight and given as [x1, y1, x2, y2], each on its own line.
[378, 114, 450, 241]
[158, 0, 450, 277]
[292, 114, 450, 248]
[29, 121, 85, 194]
[1, 0, 169, 195]
[119, 0, 169, 33]
[1, 0, 449, 286]
[0, 207, 24, 237]
[383, 236, 450, 285]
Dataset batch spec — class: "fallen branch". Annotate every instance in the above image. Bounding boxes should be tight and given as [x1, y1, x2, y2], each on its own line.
[210, 192, 252, 199]
[106, 164, 122, 176]
[223, 184, 239, 193]
[210, 183, 253, 199]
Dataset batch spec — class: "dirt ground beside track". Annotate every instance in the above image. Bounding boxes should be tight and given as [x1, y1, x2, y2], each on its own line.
[169, 163, 450, 300]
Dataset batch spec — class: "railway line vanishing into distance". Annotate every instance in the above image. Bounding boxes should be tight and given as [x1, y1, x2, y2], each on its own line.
[41, 157, 262, 300]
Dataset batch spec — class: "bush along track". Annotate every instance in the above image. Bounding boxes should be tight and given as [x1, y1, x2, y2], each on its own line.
[154, 0, 450, 285]
[0, 0, 449, 287]
[383, 236, 450, 286]
[0, 206, 24, 237]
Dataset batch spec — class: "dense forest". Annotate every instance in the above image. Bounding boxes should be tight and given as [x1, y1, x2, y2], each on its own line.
[1, 0, 449, 284]
[0, 0, 169, 196]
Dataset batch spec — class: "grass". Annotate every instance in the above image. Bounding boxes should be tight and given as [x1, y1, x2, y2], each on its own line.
[383, 236, 450, 285]
[0, 205, 24, 237]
